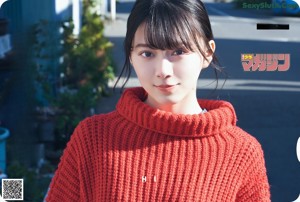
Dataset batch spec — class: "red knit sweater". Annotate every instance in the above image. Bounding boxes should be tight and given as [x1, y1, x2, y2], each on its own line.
[46, 87, 270, 202]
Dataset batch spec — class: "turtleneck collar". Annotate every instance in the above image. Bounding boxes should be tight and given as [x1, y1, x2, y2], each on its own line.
[116, 87, 237, 138]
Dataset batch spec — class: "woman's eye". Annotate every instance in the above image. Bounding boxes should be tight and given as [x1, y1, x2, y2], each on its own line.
[172, 49, 186, 56]
[141, 51, 153, 58]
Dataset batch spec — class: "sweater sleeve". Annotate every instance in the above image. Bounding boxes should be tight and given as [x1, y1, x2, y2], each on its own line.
[46, 124, 82, 202]
[236, 138, 271, 202]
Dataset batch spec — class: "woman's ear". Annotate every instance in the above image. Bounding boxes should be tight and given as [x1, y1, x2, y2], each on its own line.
[129, 47, 133, 65]
[202, 40, 216, 68]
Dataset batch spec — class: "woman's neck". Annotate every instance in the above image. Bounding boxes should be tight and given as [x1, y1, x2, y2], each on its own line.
[144, 94, 204, 115]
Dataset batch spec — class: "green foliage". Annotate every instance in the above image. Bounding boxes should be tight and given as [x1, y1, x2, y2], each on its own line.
[6, 161, 51, 201]
[54, 85, 98, 144]
[32, 0, 115, 148]
[60, 16, 114, 90]
[32, 20, 61, 107]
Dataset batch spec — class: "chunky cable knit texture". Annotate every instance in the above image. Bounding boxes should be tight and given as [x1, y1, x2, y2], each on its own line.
[46, 87, 270, 202]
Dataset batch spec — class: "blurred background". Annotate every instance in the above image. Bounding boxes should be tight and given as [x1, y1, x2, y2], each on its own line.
[0, 0, 299, 201]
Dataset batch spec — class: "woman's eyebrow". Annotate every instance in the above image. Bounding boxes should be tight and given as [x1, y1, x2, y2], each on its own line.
[133, 43, 152, 49]
[133, 43, 190, 50]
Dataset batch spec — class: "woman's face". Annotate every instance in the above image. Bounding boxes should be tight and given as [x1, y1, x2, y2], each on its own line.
[130, 23, 215, 109]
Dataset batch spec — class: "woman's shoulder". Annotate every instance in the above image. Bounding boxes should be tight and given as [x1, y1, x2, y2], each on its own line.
[201, 98, 264, 152]
[70, 110, 120, 140]
[227, 126, 266, 157]
[79, 110, 119, 127]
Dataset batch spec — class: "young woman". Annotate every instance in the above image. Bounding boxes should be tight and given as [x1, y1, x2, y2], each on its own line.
[46, 0, 271, 201]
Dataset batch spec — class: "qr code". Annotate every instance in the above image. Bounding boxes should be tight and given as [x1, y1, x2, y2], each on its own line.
[1, 179, 23, 200]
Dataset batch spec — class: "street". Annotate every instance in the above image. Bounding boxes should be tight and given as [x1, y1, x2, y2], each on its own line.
[102, 1, 300, 201]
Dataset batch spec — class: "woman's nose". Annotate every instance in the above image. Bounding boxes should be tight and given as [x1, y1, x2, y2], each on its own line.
[156, 58, 174, 78]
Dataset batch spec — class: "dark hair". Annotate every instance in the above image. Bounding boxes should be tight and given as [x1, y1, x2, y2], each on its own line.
[114, 0, 225, 92]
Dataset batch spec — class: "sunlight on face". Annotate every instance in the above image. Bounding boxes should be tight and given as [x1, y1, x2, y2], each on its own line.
[130, 23, 215, 114]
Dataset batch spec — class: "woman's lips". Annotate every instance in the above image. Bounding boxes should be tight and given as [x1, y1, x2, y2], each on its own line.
[155, 84, 178, 93]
